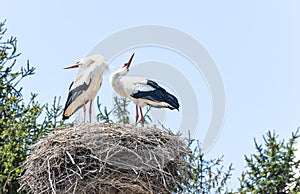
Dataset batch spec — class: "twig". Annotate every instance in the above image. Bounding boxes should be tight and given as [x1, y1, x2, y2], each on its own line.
[66, 150, 75, 164]
[48, 159, 57, 194]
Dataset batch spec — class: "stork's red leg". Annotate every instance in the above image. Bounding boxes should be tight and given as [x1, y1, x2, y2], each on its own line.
[139, 107, 144, 126]
[135, 105, 139, 125]
[89, 99, 93, 123]
[83, 100, 86, 123]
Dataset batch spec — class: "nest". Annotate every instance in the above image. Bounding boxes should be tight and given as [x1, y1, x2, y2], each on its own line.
[19, 123, 188, 194]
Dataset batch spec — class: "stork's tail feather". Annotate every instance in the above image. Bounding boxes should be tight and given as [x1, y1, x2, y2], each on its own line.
[62, 104, 84, 121]
[62, 108, 70, 120]
[165, 92, 180, 110]
[62, 114, 70, 120]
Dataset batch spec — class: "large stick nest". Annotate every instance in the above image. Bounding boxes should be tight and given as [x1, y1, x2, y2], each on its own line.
[19, 123, 188, 194]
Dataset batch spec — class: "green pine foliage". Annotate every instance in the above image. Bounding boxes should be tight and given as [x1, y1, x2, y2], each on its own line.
[0, 20, 63, 193]
[175, 140, 233, 193]
[238, 129, 300, 193]
[97, 96, 114, 123]
[112, 96, 130, 124]
[0, 20, 41, 193]
[44, 96, 64, 128]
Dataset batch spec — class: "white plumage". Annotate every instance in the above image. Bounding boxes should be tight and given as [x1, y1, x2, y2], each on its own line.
[63, 54, 108, 122]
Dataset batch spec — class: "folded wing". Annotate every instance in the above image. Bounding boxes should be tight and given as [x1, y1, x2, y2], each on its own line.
[131, 79, 179, 110]
[62, 71, 93, 120]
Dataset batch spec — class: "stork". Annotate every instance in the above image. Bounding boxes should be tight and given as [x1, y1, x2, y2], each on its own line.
[110, 53, 179, 126]
[62, 54, 108, 123]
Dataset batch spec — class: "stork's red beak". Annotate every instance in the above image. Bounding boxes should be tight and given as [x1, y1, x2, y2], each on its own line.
[64, 64, 80, 69]
[125, 53, 135, 69]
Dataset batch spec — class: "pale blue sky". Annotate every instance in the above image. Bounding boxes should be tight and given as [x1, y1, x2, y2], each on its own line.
[2, 0, 300, 189]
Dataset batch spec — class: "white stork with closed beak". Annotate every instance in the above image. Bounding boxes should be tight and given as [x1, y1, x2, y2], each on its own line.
[110, 53, 179, 126]
[63, 54, 108, 123]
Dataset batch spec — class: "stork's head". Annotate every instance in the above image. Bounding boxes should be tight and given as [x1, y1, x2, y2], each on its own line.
[64, 54, 108, 70]
[117, 53, 135, 76]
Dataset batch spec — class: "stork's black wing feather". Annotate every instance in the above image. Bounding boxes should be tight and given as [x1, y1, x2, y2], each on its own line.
[131, 80, 179, 110]
[146, 80, 161, 89]
[68, 81, 74, 90]
[62, 79, 92, 120]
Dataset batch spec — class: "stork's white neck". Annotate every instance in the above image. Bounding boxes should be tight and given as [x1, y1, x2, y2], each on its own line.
[110, 69, 121, 87]
[110, 68, 128, 86]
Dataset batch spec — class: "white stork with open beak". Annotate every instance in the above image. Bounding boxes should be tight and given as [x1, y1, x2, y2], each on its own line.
[63, 54, 108, 123]
[110, 53, 179, 126]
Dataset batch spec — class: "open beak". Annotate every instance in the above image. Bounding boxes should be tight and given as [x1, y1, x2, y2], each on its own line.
[64, 64, 80, 69]
[126, 53, 135, 69]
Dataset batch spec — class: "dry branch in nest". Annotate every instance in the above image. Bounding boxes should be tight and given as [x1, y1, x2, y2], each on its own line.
[19, 123, 188, 194]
